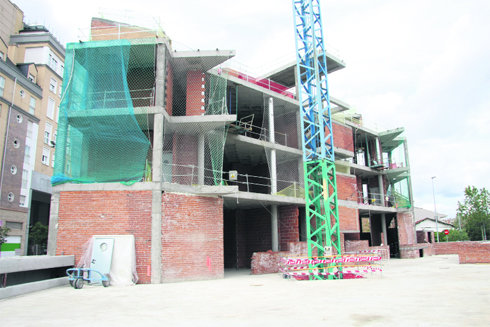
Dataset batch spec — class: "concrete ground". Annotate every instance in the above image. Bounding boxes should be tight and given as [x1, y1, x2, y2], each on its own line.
[1, 255, 489, 326]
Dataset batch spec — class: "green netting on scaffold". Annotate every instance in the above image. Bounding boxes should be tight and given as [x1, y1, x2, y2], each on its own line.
[52, 39, 154, 185]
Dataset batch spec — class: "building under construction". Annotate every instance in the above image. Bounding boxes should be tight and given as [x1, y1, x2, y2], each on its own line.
[47, 17, 417, 283]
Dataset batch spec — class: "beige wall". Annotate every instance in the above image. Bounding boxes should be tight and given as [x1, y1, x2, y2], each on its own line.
[33, 65, 61, 175]
[0, 0, 23, 45]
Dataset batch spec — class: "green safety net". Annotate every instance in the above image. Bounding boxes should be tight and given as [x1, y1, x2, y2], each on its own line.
[52, 39, 153, 185]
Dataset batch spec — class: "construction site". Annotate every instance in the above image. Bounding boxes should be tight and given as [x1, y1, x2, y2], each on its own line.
[1, 2, 490, 320]
[41, 9, 421, 282]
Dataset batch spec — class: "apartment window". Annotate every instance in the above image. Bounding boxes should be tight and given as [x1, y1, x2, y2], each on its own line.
[7, 192, 15, 202]
[44, 122, 52, 144]
[0, 76, 5, 96]
[29, 97, 36, 114]
[20, 89, 25, 98]
[28, 73, 35, 82]
[49, 78, 57, 93]
[58, 85, 62, 97]
[49, 53, 58, 71]
[19, 195, 26, 207]
[10, 165, 17, 175]
[42, 147, 50, 165]
[24, 145, 31, 163]
[51, 152, 55, 167]
[47, 97, 55, 120]
[0, 51, 4, 60]
[21, 169, 28, 188]
[6, 221, 22, 230]
[60, 65, 64, 76]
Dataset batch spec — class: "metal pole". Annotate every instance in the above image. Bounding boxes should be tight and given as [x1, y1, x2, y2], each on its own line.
[431, 176, 439, 242]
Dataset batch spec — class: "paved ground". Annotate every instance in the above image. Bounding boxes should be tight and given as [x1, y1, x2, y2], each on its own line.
[1, 255, 489, 326]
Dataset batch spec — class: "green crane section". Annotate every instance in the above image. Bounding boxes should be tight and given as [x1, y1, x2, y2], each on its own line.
[292, 0, 342, 279]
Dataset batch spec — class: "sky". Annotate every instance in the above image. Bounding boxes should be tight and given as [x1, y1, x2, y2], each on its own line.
[12, 0, 490, 218]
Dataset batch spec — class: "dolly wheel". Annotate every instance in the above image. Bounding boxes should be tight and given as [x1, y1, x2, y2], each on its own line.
[102, 274, 110, 287]
[74, 278, 84, 289]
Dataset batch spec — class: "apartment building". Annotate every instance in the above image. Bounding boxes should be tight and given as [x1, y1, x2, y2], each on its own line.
[48, 17, 417, 283]
[0, 0, 64, 256]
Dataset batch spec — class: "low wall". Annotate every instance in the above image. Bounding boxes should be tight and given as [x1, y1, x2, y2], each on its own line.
[251, 241, 308, 274]
[434, 241, 490, 264]
[345, 240, 390, 260]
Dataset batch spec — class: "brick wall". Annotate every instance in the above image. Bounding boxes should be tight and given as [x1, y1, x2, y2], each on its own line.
[0, 108, 28, 211]
[434, 242, 490, 264]
[337, 174, 357, 202]
[172, 134, 197, 184]
[161, 192, 224, 281]
[332, 122, 354, 152]
[279, 206, 299, 251]
[186, 70, 205, 116]
[339, 206, 359, 231]
[397, 211, 416, 245]
[56, 190, 153, 283]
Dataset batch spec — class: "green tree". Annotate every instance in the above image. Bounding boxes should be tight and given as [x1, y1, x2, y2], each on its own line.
[435, 229, 469, 242]
[457, 186, 490, 241]
[0, 225, 10, 246]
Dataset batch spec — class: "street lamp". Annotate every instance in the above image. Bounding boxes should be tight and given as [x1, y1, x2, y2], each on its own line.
[431, 176, 439, 242]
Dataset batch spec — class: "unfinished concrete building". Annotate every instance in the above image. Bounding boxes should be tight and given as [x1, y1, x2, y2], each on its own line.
[47, 18, 417, 283]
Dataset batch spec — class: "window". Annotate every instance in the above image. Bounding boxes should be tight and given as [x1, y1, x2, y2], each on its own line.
[60, 64, 64, 76]
[52, 152, 55, 167]
[6, 221, 22, 230]
[10, 165, 17, 175]
[29, 97, 36, 114]
[28, 73, 35, 82]
[58, 85, 62, 97]
[20, 89, 25, 98]
[42, 147, 50, 165]
[21, 169, 28, 188]
[7, 192, 15, 202]
[16, 114, 22, 123]
[0, 76, 5, 97]
[0, 51, 4, 60]
[47, 97, 55, 119]
[49, 53, 58, 71]
[24, 145, 30, 164]
[13, 138, 20, 148]
[49, 78, 57, 93]
[44, 122, 52, 144]
[19, 195, 26, 207]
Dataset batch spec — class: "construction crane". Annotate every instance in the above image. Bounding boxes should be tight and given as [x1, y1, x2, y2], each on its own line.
[292, 0, 342, 279]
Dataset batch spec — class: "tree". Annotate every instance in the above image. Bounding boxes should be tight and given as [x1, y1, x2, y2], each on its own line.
[435, 229, 469, 242]
[457, 186, 490, 241]
[0, 225, 9, 246]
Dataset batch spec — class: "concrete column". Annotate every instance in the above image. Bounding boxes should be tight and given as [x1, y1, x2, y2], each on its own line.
[268, 98, 277, 194]
[271, 205, 279, 251]
[375, 137, 382, 163]
[403, 139, 417, 243]
[378, 174, 384, 206]
[150, 42, 165, 284]
[47, 192, 60, 256]
[381, 213, 388, 246]
[152, 113, 163, 182]
[198, 133, 205, 185]
[155, 43, 165, 108]
[151, 189, 162, 284]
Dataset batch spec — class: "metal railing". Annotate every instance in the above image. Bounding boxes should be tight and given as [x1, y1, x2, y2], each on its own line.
[160, 163, 303, 198]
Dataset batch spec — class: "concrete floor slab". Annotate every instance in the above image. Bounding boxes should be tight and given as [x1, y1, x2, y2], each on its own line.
[1, 255, 489, 326]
